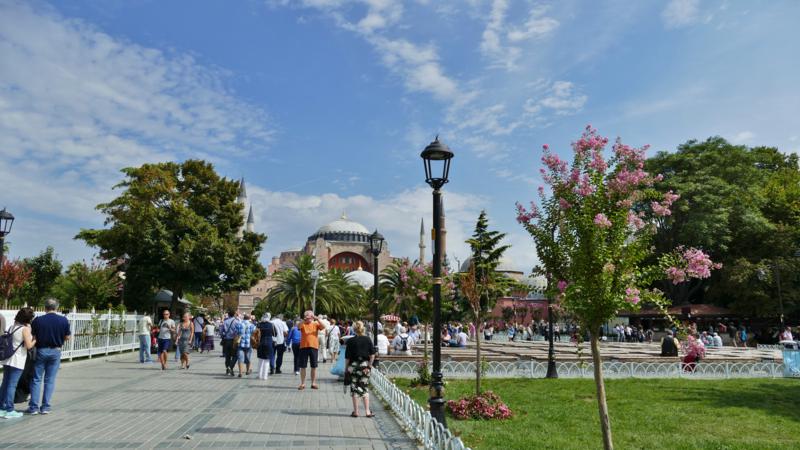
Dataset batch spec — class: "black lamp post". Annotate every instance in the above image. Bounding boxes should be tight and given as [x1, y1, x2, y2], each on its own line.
[420, 136, 453, 427]
[368, 230, 385, 360]
[0, 208, 14, 266]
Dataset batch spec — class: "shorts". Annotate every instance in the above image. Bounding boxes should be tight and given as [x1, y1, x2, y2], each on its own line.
[237, 347, 252, 365]
[298, 347, 318, 369]
[157, 339, 172, 355]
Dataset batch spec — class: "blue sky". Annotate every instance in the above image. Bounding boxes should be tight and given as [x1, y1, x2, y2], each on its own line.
[1, 0, 799, 272]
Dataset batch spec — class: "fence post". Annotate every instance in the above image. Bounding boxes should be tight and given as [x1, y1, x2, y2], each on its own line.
[89, 307, 96, 359]
[104, 308, 112, 355]
[68, 306, 76, 361]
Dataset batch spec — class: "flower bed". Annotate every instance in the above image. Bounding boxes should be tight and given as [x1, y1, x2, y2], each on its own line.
[446, 391, 513, 420]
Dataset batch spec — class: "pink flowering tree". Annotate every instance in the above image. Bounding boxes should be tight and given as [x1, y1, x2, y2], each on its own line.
[516, 126, 720, 450]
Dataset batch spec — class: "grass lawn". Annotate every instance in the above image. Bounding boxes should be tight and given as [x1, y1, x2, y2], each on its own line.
[392, 377, 800, 450]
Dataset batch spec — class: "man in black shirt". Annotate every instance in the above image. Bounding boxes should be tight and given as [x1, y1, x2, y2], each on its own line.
[26, 298, 71, 415]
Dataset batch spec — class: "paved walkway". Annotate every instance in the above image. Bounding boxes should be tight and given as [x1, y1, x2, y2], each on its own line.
[0, 349, 418, 449]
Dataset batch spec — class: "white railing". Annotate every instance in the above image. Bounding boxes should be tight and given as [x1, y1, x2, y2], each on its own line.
[378, 360, 785, 379]
[757, 344, 785, 350]
[371, 369, 470, 450]
[1, 308, 143, 360]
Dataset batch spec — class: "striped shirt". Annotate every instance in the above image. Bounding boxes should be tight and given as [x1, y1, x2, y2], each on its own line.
[236, 321, 255, 348]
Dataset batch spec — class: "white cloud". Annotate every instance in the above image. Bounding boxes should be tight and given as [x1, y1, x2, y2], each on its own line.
[662, 0, 700, 28]
[0, 1, 275, 260]
[525, 80, 587, 117]
[480, 1, 558, 70]
[731, 131, 755, 144]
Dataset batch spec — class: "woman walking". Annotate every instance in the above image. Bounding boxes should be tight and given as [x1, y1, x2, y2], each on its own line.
[344, 321, 376, 418]
[175, 312, 194, 370]
[328, 319, 341, 363]
[255, 313, 277, 380]
[1, 307, 36, 419]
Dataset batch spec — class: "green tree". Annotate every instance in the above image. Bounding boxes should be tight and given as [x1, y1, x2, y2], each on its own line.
[51, 260, 119, 309]
[18, 247, 63, 306]
[647, 138, 800, 317]
[77, 160, 267, 312]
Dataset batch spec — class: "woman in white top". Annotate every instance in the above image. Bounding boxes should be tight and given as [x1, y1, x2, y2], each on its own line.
[1, 307, 36, 419]
[202, 322, 215, 353]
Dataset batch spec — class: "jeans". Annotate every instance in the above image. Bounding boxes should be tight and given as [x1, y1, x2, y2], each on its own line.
[138, 335, 152, 362]
[28, 347, 61, 412]
[193, 332, 203, 349]
[273, 343, 286, 371]
[1, 365, 23, 412]
[237, 347, 252, 366]
[222, 339, 237, 370]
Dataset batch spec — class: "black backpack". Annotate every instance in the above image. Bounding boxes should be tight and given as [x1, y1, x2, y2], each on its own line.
[0, 325, 24, 360]
[400, 336, 408, 352]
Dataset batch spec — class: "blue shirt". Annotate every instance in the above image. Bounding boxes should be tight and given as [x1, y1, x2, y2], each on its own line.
[32, 313, 71, 348]
[236, 321, 255, 348]
[222, 317, 239, 339]
[288, 326, 301, 344]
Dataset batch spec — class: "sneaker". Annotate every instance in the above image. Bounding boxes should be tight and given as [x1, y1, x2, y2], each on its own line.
[25, 409, 39, 415]
[0, 411, 6, 418]
[294, 371, 299, 375]
[5, 411, 23, 419]
[41, 410, 50, 415]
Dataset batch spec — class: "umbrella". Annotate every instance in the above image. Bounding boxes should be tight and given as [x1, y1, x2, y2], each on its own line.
[381, 314, 400, 322]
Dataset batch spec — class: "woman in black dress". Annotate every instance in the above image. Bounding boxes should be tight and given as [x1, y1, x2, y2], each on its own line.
[344, 321, 376, 417]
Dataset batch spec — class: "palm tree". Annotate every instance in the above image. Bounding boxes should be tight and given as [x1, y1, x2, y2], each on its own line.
[266, 254, 321, 316]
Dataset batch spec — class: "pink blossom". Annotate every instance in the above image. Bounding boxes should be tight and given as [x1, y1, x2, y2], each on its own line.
[651, 201, 671, 216]
[542, 144, 549, 150]
[627, 211, 645, 230]
[515, 201, 540, 224]
[575, 174, 595, 196]
[589, 149, 608, 172]
[557, 280, 568, 294]
[558, 198, 572, 210]
[537, 186, 545, 196]
[593, 213, 612, 228]
[666, 267, 687, 284]
[625, 287, 641, 305]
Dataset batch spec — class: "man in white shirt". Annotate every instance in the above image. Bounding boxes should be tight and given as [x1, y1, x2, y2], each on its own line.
[137, 313, 153, 363]
[456, 330, 468, 348]
[392, 329, 413, 356]
[271, 314, 289, 374]
[780, 326, 794, 342]
[376, 329, 390, 356]
[712, 332, 723, 347]
[192, 314, 205, 351]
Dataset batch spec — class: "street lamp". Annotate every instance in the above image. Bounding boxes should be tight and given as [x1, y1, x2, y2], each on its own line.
[420, 136, 453, 427]
[368, 229, 385, 358]
[0, 208, 14, 267]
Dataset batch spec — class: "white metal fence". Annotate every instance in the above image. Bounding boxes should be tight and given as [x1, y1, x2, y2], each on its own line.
[378, 360, 785, 379]
[371, 369, 470, 450]
[1, 308, 143, 360]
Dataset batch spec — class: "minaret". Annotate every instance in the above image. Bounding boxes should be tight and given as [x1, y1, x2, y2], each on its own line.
[246, 206, 255, 233]
[237, 177, 248, 238]
[418, 218, 426, 264]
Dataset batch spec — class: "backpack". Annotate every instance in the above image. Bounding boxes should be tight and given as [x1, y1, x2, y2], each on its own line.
[400, 335, 408, 352]
[0, 325, 24, 360]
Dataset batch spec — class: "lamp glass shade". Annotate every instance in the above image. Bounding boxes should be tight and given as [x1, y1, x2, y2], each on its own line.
[369, 230, 385, 255]
[420, 137, 454, 188]
[0, 208, 14, 235]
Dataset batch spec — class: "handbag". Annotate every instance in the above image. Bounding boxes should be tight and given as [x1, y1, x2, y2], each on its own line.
[343, 369, 352, 386]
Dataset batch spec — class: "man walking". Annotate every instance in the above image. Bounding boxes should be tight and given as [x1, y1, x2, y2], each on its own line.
[192, 314, 205, 351]
[235, 314, 256, 378]
[271, 314, 288, 374]
[297, 310, 325, 390]
[27, 298, 71, 415]
[220, 310, 239, 376]
[137, 312, 153, 363]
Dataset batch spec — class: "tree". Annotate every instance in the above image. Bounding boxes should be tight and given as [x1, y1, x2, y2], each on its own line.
[265, 254, 363, 317]
[646, 138, 800, 315]
[77, 160, 266, 312]
[517, 126, 720, 450]
[18, 247, 63, 306]
[0, 259, 32, 309]
[51, 260, 119, 309]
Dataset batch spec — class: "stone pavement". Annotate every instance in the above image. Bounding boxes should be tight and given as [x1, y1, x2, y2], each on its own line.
[0, 349, 418, 449]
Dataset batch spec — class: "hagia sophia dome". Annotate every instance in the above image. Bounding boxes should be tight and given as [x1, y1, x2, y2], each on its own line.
[308, 214, 372, 243]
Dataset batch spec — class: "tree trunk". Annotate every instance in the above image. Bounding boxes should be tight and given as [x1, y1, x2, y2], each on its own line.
[590, 333, 613, 450]
[475, 319, 482, 396]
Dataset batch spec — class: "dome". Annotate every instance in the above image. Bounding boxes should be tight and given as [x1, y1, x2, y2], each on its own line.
[459, 256, 520, 274]
[309, 213, 371, 242]
[345, 267, 374, 289]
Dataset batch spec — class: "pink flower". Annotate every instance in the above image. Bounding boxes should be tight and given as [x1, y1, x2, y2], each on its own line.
[594, 213, 612, 228]
[625, 287, 641, 304]
[666, 267, 687, 284]
[651, 201, 671, 216]
[557, 280, 568, 294]
[542, 144, 549, 150]
[558, 198, 572, 210]
[515, 201, 540, 224]
[627, 211, 645, 230]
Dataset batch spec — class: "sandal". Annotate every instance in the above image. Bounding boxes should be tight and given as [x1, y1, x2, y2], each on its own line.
[311, 384, 319, 390]
[298, 385, 305, 390]
[350, 411, 358, 418]
[365, 412, 375, 418]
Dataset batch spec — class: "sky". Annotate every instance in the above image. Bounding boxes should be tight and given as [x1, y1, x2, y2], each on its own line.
[1, 0, 799, 273]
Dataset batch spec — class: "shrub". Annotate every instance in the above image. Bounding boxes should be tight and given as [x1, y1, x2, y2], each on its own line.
[446, 391, 513, 420]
